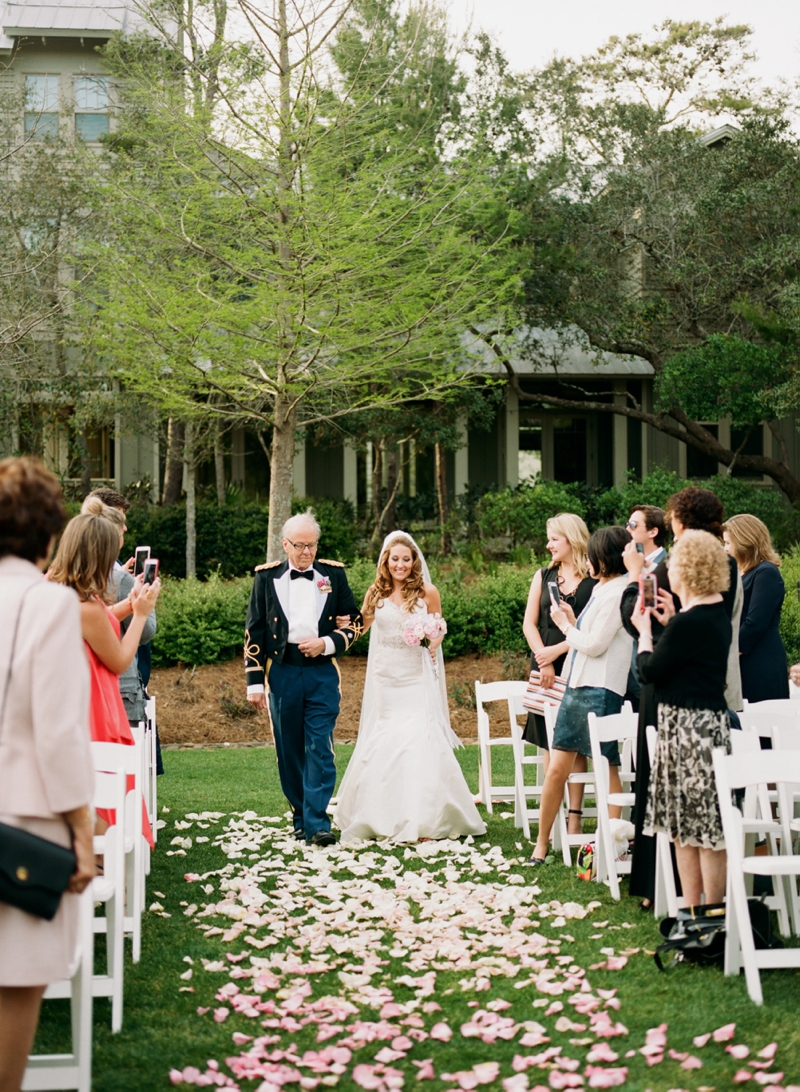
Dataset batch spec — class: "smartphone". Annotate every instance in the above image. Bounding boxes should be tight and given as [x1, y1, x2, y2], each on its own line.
[640, 573, 657, 609]
[143, 558, 160, 585]
[548, 581, 561, 605]
[635, 542, 645, 555]
[134, 546, 151, 577]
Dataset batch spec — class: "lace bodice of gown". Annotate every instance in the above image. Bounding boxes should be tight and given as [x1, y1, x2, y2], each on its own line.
[370, 598, 428, 681]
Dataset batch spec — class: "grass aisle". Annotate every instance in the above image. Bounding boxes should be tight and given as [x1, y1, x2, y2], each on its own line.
[34, 747, 800, 1091]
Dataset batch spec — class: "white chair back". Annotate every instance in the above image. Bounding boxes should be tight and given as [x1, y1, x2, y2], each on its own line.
[587, 706, 637, 899]
[475, 679, 528, 813]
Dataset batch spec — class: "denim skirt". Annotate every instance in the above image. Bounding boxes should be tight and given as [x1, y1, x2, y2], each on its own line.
[552, 685, 622, 765]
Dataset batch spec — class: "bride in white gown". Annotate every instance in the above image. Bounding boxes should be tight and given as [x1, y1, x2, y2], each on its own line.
[334, 532, 486, 843]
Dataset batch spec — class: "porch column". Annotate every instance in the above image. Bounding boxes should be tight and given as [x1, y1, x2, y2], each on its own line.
[613, 380, 628, 487]
[505, 386, 519, 488]
[343, 441, 357, 506]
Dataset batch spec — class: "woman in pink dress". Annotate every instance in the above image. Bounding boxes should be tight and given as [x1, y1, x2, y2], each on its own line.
[49, 499, 159, 841]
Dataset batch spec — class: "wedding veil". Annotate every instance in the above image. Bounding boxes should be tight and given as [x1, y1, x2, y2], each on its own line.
[355, 530, 461, 750]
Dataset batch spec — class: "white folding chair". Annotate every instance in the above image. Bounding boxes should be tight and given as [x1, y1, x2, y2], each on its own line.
[543, 702, 599, 866]
[741, 699, 800, 744]
[22, 887, 94, 1092]
[91, 740, 146, 963]
[509, 691, 546, 838]
[587, 705, 637, 899]
[475, 681, 527, 812]
[646, 725, 682, 920]
[144, 696, 158, 842]
[91, 767, 127, 1032]
[713, 747, 800, 1004]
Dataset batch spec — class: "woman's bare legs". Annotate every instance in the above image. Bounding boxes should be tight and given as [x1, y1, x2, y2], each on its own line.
[674, 843, 727, 905]
[567, 754, 588, 833]
[532, 748, 579, 859]
[0, 984, 46, 1092]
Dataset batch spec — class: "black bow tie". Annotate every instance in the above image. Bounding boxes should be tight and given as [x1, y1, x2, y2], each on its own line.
[291, 568, 314, 581]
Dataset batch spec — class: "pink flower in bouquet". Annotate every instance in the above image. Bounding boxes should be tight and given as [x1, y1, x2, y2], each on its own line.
[403, 630, 422, 647]
[401, 613, 447, 650]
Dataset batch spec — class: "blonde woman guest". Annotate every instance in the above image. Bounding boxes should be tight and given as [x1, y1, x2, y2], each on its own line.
[723, 514, 788, 703]
[631, 530, 732, 908]
[522, 514, 596, 833]
[49, 499, 159, 842]
[0, 459, 95, 1092]
[528, 526, 633, 865]
[334, 532, 485, 843]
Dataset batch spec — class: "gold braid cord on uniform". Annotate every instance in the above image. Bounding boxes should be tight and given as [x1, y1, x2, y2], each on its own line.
[244, 629, 263, 674]
[335, 615, 364, 651]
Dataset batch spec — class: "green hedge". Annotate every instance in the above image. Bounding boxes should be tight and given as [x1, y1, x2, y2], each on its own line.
[123, 496, 357, 580]
[779, 548, 800, 667]
[150, 574, 253, 667]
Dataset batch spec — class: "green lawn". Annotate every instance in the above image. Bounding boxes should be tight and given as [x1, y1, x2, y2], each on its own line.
[34, 746, 800, 1090]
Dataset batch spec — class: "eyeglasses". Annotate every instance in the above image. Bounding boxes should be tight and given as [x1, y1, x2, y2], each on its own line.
[286, 540, 318, 553]
[626, 519, 638, 530]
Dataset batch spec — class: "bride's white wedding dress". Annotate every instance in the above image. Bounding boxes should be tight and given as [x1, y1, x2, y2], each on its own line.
[334, 597, 486, 843]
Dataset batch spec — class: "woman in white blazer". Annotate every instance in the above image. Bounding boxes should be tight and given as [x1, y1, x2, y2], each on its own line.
[0, 458, 95, 1092]
[528, 525, 633, 865]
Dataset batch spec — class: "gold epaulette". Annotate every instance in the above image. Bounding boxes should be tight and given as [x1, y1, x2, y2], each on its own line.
[254, 560, 281, 571]
[318, 558, 344, 567]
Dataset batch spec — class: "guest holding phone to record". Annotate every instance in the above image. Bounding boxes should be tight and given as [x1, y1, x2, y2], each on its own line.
[522, 514, 596, 834]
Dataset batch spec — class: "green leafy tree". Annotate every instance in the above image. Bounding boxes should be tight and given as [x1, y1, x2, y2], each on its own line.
[87, 0, 515, 560]
[477, 21, 800, 501]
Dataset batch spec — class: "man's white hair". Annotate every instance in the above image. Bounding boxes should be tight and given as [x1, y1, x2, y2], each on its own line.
[282, 509, 321, 542]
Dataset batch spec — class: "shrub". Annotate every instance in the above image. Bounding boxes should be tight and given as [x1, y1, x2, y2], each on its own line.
[123, 495, 356, 580]
[476, 481, 586, 552]
[151, 574, 253, 666]
[779, 548, 800, 667]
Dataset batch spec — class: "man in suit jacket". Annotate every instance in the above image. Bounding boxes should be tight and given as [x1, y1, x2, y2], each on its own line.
[245, 510, 362, 846]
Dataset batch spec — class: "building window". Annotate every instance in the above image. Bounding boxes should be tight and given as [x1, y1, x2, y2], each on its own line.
[730, 426, 763, 479]
[74, 76, 109, 141]
[553, 417, 587, 483]
[24, 75, 59, 139]
[687, 424, 719, 479]
[519, 414, 543, 482]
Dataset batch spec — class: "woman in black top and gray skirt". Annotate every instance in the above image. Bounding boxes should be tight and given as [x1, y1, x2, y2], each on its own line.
[630, 529, 732, 907]
[522, 513, 596, 833]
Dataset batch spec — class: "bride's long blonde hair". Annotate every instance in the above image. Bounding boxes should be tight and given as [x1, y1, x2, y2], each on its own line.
[364, 534, 426, 614]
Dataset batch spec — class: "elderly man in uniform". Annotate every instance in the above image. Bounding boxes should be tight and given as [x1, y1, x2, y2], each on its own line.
[245, 510, 362, 846]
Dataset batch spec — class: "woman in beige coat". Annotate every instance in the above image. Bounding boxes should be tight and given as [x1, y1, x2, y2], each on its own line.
[0, 458, 95, 1092]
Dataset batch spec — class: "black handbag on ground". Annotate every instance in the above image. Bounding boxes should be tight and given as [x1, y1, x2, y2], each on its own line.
[654, 897, 781, 971]
[0, 586, 77, 921]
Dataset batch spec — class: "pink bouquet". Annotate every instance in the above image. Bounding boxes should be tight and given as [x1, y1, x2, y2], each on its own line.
[400, 612, 448, 649]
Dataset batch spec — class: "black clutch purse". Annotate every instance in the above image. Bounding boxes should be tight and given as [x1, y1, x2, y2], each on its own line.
[0, 585, 78, 920]
[0, 822, 76, 920]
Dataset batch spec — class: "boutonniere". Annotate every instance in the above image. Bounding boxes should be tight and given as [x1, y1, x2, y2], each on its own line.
[317, 576, 332, 594]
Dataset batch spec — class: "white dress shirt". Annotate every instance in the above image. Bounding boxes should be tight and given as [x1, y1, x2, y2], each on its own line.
[247, 563, 336, 695]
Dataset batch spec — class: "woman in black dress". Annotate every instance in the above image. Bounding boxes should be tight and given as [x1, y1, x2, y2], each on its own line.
[620, 487, 742, 908]
[522, 513, 596, 833]
[723, 514, 789, 703]
[631, 530, 732, 907]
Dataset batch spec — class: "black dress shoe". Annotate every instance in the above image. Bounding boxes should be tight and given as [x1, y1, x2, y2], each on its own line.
[306, 830, 337, 847]
[292, 828, 306, 841]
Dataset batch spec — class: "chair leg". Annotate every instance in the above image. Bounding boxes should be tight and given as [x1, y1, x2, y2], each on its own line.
[73, 891, 94, 1092]
[730, 867, 763, 1004]
[108, 895, 124, 1033]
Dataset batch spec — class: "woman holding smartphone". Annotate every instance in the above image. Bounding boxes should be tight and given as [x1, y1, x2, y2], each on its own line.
[522, 514, 596, 834]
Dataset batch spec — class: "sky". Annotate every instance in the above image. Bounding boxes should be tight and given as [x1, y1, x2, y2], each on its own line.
[447, 0, 800, 87]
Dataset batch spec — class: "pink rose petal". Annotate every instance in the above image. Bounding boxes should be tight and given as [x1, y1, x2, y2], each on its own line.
[733, 1073, 752, 1084]
[680, 1056, 702, 1070]
[430, 1022, 453, 1042]
[231, 1033, 252, 1046]
[727, 1045, 751, 1060]
[585, 1066, 628, 1089]
[213, 1008, 229, 1023]
[413, 1059, 435, 1080]
[713, 1022, 736, 1042]
[693, 1034, 711, 1048]
[758, 1044, 778, 1060]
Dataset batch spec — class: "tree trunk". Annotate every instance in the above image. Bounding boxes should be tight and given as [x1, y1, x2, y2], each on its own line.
[267, 398, 296, 562]
[435, 442, 451, 554]
[163, 418, 185, 505]
[214, 420, 226, 505]
[184, 421, 196, 578]
[75, 428, 93, 499]
[385, 445, 399, 532]
[371, 441, 383, 531]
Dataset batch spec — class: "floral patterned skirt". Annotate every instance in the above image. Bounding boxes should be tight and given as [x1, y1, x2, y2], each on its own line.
[643, 703, 730, 850]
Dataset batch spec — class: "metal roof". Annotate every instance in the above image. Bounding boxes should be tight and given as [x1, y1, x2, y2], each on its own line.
[1, 0, 150, 39]
[463, 325, 654, 378]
